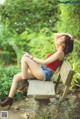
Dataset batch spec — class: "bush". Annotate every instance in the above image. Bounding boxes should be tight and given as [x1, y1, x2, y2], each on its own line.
[0, 65, 25, 100]
[0, 0, 58, 33]
[57, 0, 80, 39]
[70, 41, 80, 88]
[0, 21, 17, 65]
[0, 26, 55, 65]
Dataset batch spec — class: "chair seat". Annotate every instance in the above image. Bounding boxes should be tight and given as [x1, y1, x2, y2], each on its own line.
[27, 80, 55, 99]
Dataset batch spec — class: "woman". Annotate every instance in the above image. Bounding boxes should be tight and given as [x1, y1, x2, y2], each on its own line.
[0, 33, 74, 109]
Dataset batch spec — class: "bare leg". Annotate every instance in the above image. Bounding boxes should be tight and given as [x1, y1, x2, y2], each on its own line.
[8, 73, 22, 98]
[9, 70, 35, 98]
[21, 56, 28, 79]
[21, 56, 44, 80]
[17, 56, 45, 92]
[8, 55, 44, 98]
[0, 71, 36, 108]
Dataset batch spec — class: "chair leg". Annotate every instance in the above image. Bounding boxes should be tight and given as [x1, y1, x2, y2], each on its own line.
[62, 85, 69, 99]
[54, 74, 60, 92]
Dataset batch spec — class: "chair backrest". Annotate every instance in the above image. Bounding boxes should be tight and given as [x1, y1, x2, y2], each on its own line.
[60, 60, 74, 86]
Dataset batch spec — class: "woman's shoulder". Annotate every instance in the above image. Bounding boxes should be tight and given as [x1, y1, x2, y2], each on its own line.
[57, 50, 65, 60]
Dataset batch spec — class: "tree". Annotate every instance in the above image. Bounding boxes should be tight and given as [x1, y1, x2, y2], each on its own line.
[0, 0, 58, 33]
[57, 0, 80, 40]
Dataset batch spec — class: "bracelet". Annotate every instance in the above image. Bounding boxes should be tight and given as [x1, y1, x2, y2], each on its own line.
[31, 56, 34, 60]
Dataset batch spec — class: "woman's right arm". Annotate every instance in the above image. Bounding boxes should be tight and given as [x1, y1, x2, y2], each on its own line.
[54, 32, 73, 40]
[54, 33, 67, 40]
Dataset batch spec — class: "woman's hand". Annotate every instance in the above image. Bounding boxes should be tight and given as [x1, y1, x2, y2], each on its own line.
[23, 52, 32, 59]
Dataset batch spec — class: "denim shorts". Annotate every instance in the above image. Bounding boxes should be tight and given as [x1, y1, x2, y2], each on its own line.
[41, 65, 54, 81]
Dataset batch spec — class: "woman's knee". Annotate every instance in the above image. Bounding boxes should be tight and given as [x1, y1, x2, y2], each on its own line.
[21, 56, 30, 63]
[13, 74, 21, 83]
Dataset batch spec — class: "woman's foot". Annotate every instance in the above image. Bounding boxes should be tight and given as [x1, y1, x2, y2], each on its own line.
[17, 80, 29, 93]
[0, 97, 13, 110]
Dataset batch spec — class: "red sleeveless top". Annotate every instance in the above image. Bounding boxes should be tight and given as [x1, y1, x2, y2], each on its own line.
[46, 52, 63, 71]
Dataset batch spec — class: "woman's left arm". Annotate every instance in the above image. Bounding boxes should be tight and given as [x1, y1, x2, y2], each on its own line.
[32, 50, 62, 65]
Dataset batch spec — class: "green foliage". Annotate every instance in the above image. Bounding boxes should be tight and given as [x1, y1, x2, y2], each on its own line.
[66, 41, 80, 88]
[29, 28, 55, 58]
[0, 24, 55, 65]
[0, 65, 17, 100]
[57, 0, 80, 39]
[0, 21, 17, 65]
[56, 0, 80, 87]
[0, 65, 25, 100]
[70, 42, 80, 88]
[0, 0, 58, 33]
[13, 28, 55, 64]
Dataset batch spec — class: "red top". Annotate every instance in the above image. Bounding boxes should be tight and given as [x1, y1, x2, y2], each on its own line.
[46, 52, 63, 71]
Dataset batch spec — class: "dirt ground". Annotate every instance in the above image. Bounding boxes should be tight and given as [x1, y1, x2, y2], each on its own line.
[0, 91, 80, 119]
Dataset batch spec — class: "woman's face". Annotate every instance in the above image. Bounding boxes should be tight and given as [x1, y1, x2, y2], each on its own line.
[55, 36, 66, 49]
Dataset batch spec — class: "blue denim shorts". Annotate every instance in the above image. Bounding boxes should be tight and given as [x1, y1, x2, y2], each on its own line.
[41, 65, 54, 81]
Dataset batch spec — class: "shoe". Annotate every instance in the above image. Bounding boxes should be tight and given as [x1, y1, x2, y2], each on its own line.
[17, 80, 29, 93]
[0, 97, 13, 110]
